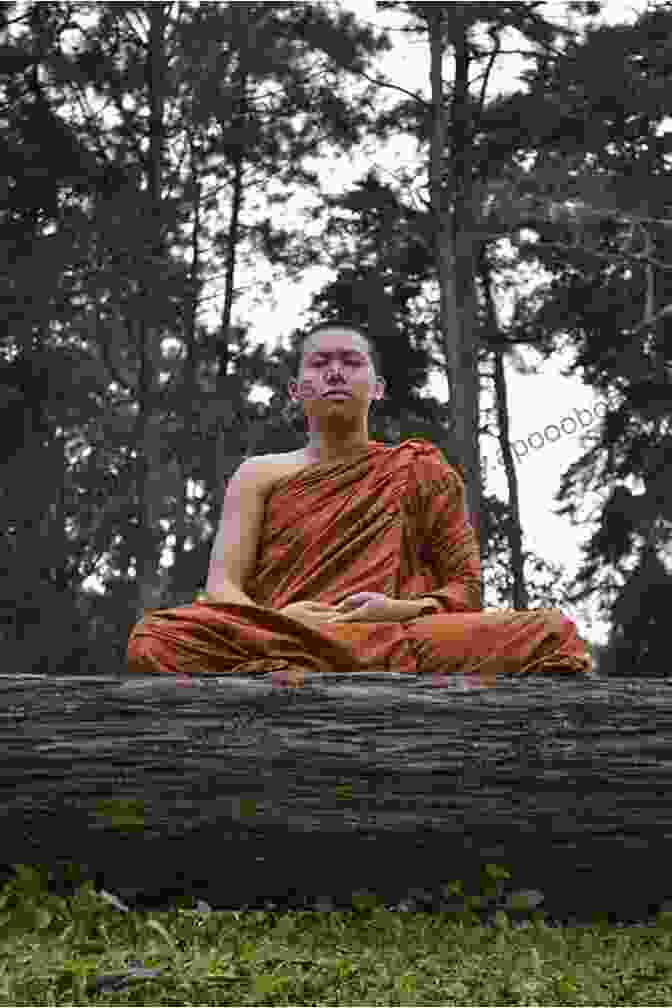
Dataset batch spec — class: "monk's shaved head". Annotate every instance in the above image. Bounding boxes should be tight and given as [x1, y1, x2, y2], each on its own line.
[298, 323, 382, 379]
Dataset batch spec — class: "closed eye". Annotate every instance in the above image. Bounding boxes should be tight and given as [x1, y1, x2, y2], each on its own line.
[312, 358, 364, 366]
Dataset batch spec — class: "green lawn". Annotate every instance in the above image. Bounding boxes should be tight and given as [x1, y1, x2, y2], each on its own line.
[2, 863, 672, 1004]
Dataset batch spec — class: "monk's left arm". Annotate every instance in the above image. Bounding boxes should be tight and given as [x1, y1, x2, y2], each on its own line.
[404, 450, 482, 614]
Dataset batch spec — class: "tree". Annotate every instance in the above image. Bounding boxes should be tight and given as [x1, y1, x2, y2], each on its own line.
[505, 5, 672, 673]
[0, 2, 130, 669]
[0, 0, 392, 656]
[479, 253, 529, 609]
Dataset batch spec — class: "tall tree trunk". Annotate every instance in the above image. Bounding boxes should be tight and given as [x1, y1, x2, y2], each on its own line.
[134, 2, 169, 617]
[169, 131, 203, 603]
[448, 9, 483, 558]
[481, 259, 528, 609]
[427, 5, 484, 601]
[604, 222, 669, 662]
[492, 350, 528, 609]
[213, 60, 249, 494]
[211, 0, 278, 474]
[212, 2, 273, 427]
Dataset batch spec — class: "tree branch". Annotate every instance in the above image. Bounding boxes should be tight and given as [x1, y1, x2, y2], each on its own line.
[540, 196, 672, 229]
[623, 302, 672, 336]
[476, 28, 501, 118]
[100, 332, 135, 393]
[352, 68, 430, 108]
[522, 237, 672, 273]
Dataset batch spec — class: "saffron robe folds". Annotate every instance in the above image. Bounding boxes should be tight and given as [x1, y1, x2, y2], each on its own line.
[127, 439, 593, 687]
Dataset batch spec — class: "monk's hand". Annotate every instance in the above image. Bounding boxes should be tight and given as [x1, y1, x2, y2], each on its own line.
[327, 592, 406, 623]
[278, 600, 343, 630]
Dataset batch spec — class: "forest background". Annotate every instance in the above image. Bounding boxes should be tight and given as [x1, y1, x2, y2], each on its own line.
[2, 0, 670, 679]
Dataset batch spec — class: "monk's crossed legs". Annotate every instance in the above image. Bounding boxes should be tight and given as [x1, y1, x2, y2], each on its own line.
[127, 602, 591, 686]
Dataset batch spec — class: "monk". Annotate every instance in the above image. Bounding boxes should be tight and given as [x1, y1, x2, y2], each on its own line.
[127, 322, 593, 688]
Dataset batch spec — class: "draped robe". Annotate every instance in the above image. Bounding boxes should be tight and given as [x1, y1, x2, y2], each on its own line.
[127, 439, 592, 687]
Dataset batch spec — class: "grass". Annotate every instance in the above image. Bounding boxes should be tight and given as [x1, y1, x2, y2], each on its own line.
[1, 863, 672, 1004]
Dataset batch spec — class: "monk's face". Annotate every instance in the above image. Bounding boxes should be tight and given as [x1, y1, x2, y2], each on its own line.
[288, 328, 385, 417]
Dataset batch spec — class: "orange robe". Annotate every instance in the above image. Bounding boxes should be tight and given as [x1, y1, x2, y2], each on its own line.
[127, 439, 592, 688]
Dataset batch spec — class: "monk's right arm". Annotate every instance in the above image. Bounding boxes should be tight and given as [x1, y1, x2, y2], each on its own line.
[202, 459, 266, 607]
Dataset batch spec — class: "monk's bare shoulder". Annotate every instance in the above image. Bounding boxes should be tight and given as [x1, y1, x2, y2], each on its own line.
[247, 450, 311, 495]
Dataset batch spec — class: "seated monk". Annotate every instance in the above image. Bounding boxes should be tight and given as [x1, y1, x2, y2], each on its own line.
[127, 322, 593, 688]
